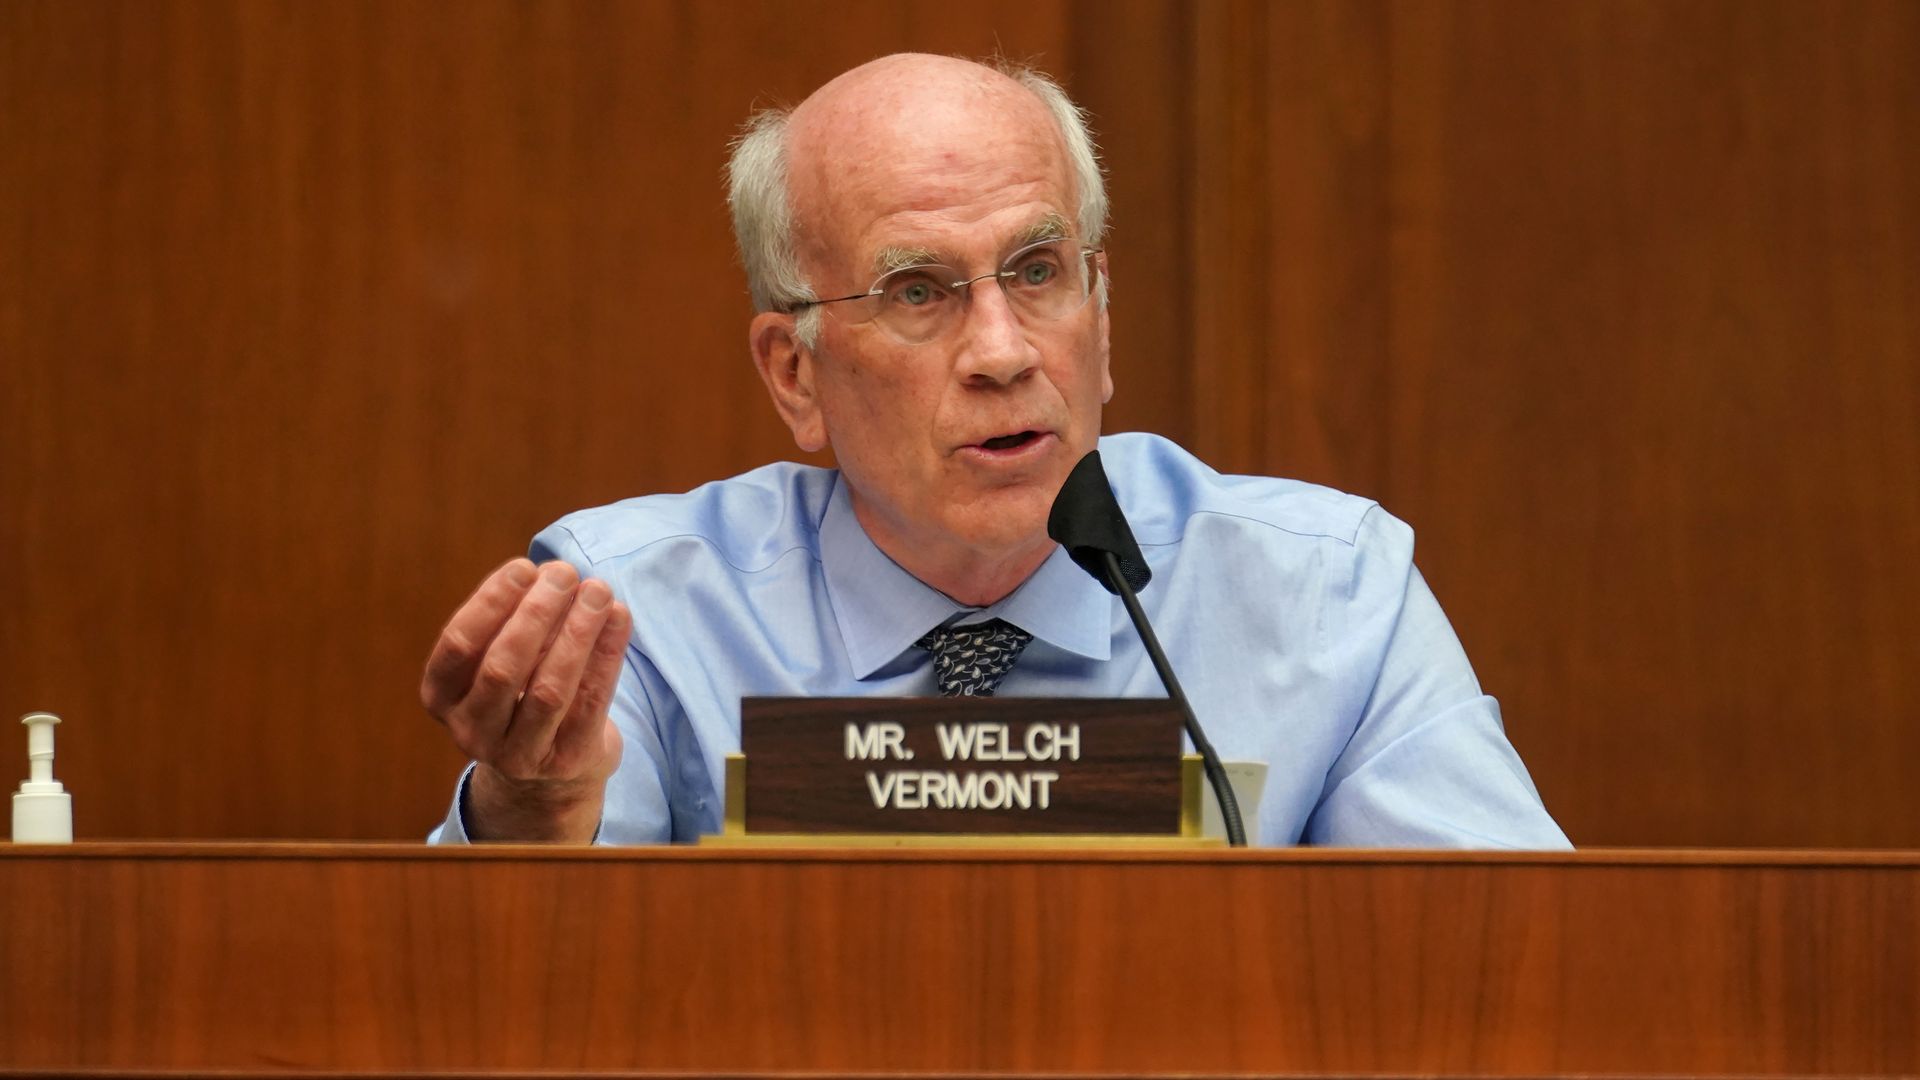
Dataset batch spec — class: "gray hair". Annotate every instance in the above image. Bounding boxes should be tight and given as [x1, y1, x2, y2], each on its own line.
[726, 59, 1108, 349]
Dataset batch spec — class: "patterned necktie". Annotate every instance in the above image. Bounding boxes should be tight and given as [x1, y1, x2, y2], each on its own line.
[916, 619, 1034, 697]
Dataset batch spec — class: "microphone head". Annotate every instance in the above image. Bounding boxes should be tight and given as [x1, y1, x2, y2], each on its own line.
[1047, 450, 1152, 595]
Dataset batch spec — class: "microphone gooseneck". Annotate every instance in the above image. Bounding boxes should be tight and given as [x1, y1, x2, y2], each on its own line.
[1048, 451, 1248, 847]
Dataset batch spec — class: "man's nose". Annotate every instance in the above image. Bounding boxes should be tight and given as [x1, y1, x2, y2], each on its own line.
[954, 279, 1040, 386]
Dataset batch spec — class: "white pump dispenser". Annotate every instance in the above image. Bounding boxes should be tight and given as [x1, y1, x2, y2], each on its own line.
[13, 712, 73, 843]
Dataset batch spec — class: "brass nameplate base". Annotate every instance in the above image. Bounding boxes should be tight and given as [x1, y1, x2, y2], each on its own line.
[707, 698, 1216, 848]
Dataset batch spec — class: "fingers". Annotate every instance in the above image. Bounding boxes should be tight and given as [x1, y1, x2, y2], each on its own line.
[421, 558, 539, 717]
[452, 560, 582, 756]
[422, 556, 631, 788]
[495, 578, 618, 774]
[546, 599, 632, 775]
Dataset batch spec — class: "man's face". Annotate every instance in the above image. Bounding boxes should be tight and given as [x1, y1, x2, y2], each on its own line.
[767, 68, 1112, 589]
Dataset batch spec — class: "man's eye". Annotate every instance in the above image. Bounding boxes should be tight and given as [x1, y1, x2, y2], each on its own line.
[891, 278, 946, 307]
[1016, 259, 1058, 287]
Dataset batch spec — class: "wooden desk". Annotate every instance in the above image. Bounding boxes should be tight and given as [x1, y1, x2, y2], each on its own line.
[1, 844, 1915, 1076]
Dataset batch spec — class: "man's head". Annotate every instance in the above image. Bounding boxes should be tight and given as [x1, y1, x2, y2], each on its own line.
[729, 54, 1114, 604]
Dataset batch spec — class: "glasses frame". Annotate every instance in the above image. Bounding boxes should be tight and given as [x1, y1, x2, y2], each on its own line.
[789, 239, 1104, 345]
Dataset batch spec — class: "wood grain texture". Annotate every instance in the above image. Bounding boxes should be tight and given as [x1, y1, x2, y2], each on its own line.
[1190, 0, 1391, 489]
[0, 844, 1916, 1076]
[0, 0, 1144, 840]
[3, 1, 1918, 848]
[1187, 0, 1920, 847]
[1065, 0, 1194, 444]
[1379, 0, 1920, 847]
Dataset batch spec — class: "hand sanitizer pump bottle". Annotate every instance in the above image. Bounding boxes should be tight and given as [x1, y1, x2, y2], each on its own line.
[13, 712, 73, 843]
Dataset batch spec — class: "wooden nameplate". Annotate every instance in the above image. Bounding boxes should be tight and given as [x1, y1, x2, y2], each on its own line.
[707, 697, 1216, 848]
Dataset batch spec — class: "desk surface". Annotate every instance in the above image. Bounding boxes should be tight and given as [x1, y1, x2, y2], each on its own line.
[2, 844, 1916, 1077]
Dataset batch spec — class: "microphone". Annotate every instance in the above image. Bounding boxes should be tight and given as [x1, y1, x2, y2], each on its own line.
[1048, 450, 1247, 847]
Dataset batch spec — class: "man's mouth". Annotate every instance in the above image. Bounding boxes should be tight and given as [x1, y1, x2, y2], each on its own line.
[978, 430, 1041, 451]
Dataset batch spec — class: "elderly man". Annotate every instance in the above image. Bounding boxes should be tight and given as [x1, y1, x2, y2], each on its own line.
[422, 54, 1568, 848]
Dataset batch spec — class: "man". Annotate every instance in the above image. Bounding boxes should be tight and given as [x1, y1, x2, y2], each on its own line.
[422, 54, 1568, 848]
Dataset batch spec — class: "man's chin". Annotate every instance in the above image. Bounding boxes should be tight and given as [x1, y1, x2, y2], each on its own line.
[942, 487, 1058, 557]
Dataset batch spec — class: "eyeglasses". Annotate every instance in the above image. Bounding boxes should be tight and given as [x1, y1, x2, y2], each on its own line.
[789, 238, 1103, 346]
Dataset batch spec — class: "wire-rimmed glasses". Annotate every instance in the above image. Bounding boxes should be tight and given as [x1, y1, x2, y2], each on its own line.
[790, 238, 1102, 345]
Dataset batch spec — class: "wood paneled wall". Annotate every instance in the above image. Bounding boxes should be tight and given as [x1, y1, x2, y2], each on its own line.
[3, 1, 1914, 846]
[1183, 0, 1920, 847]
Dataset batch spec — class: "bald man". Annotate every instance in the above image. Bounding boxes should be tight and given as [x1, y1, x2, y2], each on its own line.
[421, 55, 1568, 849]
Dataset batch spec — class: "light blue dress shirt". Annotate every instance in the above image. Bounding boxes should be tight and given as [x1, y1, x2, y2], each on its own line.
[431, 432, 1568, 848]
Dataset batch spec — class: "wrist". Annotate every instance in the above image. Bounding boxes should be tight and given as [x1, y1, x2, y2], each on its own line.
[466, 764, 605, 843]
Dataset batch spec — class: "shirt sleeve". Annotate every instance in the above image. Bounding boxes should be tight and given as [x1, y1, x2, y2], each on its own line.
[425, 762, 478, 844]
[424, 525, 676, 845]
[1303, 506, 1571, 849]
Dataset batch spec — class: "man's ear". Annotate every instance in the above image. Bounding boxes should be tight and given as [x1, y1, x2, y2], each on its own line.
[1096, 253, 1114, 403]
[750, 311, 828, 453]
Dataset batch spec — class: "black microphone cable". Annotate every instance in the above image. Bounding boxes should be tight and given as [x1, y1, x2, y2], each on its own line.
[1102, 550, 1247, 847]
[1049, 450, 1248, 847]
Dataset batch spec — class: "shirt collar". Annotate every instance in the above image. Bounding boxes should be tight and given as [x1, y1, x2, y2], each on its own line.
[820, 473, 1113, 680]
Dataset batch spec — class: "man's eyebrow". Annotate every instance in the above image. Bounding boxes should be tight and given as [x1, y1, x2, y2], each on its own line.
[1015, 213, 1072, 247]
[872, 245, 941, 275]
[866, 214, 1075, 278]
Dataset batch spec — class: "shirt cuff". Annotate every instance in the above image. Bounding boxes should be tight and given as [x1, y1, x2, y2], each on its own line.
[425, 762, 478, 844]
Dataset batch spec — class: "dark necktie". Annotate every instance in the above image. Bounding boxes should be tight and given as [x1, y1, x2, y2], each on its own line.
[916, 619, 1033, 697]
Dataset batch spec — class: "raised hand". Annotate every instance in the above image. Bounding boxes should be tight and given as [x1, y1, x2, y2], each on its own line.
[421, 558, 631, 841]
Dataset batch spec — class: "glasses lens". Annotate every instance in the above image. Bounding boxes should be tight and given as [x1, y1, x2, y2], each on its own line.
[1000, 240, 1092, 321]
[869, 265, 961, 344]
